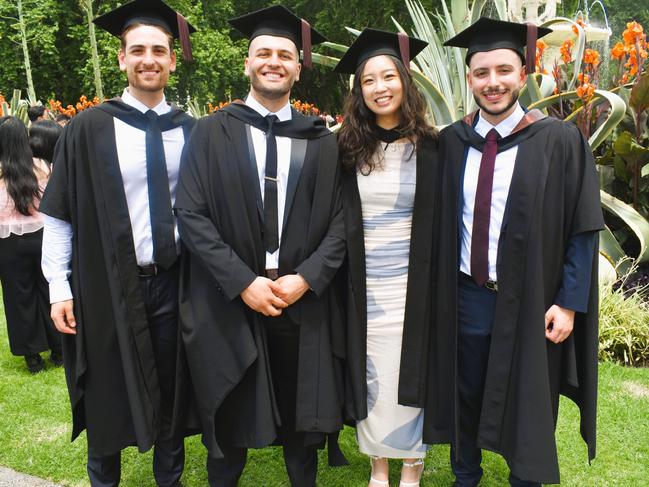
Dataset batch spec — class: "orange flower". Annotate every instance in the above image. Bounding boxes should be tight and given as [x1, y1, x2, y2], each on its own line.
[576, 82, 595, 103]
[583, 48, 600, 66]
[577, 72, 590, 83]
[623, 21, 645, 47]
[625, 43, 648, 76]
[560, 39, 574, 64]
[535, 39, 548, 73]
[572, 17, 587, 35]
[611, 41, 627, 61]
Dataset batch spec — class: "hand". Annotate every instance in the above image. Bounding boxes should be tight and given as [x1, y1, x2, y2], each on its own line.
[240, 277, 288, 316]
[51, 300, 76, 335]
[274, 274, 310, 306]
[545, 304, 575, 344]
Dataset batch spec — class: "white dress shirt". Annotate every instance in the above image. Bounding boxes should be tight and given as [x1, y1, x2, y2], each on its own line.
[42, 88, 185, 303]
[460, 103, 526, 282]
[245, 94, 292, 270]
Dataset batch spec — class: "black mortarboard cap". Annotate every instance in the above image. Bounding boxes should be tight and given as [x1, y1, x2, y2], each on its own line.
[443, 17, 552, 74]
[94, 0, 196, 62]
[334, 28, 428, 74]
[228, 5, 327, 68]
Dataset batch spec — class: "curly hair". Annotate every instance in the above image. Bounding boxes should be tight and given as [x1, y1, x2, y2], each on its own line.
[337, 55, 437, 175]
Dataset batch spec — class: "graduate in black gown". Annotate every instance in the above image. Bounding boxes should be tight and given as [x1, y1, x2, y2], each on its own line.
[335, 29, 442, 487]
[174, 5, 346, 487]
[431, 17, 604, 486]
[39, 1, 195, 485]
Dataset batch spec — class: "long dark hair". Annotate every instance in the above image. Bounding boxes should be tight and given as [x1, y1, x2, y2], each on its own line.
[29, 119, 62, 164]
[337, 55, 437, 174]
[0, 116, 41, 216]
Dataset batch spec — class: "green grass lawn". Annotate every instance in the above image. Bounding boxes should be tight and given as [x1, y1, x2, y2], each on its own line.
[0, 318, 648, 486]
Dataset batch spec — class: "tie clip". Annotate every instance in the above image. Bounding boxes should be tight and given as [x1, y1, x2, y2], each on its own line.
[264, 176, 279, 182]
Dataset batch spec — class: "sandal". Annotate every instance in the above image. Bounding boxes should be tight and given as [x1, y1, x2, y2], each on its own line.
[399, 458, 424, 487]
[369, 456, 390, 487]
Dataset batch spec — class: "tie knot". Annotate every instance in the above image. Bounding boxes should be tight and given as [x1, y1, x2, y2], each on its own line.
[145, 109, 158, 122]
[265, 114, 279, 132]
[486, 128, 500, 141]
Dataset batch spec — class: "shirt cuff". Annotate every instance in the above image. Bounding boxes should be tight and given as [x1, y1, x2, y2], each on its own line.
[49, 280, 73, 304]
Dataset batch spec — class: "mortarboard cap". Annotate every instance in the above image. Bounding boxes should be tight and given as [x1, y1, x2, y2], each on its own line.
[94, 0, 196, 62]
[334, 28, 428, 74]
[443, 17, 552, 74]
[228, 5, 327, 68]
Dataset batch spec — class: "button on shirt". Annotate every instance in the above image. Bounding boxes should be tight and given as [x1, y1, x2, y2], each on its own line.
[42, 89, 185, 303]
[460, 103, 525, 282]
[245, 94, 292, 270]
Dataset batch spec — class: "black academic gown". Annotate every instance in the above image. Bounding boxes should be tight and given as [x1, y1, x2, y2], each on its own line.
[341, 135, 445, 423]
[174, 104, 346, 458]
[429, 110, 604, 483]
[39, 100, 194, 457]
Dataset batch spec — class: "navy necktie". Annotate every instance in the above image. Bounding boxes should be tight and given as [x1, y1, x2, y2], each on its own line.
[263, 114, 280, 253]
[471, 128, 500, 286]
[145, 109, 176, 269]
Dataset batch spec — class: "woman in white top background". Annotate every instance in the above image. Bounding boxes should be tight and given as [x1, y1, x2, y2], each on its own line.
[0, 116, 60, 373]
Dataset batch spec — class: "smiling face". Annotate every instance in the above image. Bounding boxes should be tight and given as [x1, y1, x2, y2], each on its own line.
[467, 48, 526, 125]
[118, 24, 176, 103]
[359, 55, 403, 128]
[245, 34, 301, 110]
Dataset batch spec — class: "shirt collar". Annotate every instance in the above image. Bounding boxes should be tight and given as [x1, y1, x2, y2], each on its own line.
[245, 93, 292, 122]
[121, 88, 171, 115]
[475, 102, 526, 138]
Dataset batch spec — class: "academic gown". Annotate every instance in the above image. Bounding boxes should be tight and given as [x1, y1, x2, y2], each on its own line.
[173, 104, 346, 458]
[341, 135, 444, 422]
[429, 110, 604, 483]
[39, 100, 194, 457]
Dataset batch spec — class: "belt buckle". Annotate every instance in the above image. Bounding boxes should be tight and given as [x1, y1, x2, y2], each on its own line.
[484, 280, 498, 292]
[138, 263, 158, 278]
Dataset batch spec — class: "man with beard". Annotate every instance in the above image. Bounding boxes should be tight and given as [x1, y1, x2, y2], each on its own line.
[429, 17, 604, 486]
[174, 5, 345, 487]
[39, 1, 195, 485]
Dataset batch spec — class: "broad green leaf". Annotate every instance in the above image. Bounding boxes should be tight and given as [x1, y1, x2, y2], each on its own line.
[411, 70, 455, 125]
[310, 52, 341, 69]
[589, 90, 627, 150]
[600, 190, 649, 262]
[614, 131, 649, 160]
[629, 73, 649, 114]
[492, 0, 508, 20]
[599, 225, 631, 274]
[321, 42, 349, 54]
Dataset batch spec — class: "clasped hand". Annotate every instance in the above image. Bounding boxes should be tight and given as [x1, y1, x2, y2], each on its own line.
[545, 304, 575, 344]
[240, 274, 310, 316]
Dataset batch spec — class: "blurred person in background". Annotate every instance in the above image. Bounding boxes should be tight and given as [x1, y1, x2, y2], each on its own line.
[29, 120, 62, 166]
[0, 115, 60, 373]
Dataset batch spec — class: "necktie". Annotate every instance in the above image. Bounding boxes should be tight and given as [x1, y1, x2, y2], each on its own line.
[471, 128, 500, 286]
[263, 114, 280, 253]
[145, 110, 176, 269]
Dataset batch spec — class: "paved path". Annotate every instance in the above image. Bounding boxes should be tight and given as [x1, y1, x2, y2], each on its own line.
[0, 467, 62, 487]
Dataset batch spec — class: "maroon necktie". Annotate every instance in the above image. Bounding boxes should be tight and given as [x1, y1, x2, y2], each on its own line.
[471, 128, 500, 286]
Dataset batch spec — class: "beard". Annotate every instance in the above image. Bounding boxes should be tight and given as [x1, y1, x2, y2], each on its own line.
[474, 88, 520, 117]
[248, 69, 294, 101]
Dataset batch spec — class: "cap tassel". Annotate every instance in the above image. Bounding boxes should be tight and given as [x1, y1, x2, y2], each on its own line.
[177, 12, 193, 62]
[301, 19, 312, 68]
[398, 32, 411, 67]
[525, 22, 538, 74]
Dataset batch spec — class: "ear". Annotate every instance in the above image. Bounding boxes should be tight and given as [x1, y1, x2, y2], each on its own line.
[170, 50, 177, 73]
[295, 61, 301, 82]
[118, 49, 127, 72]
[519, 65, 527, 86]
[244, 56, 251, 77]
[466, 70, 473, 89]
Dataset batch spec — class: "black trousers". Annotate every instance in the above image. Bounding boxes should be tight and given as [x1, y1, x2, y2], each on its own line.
[206, 314, 318, 487]
[0, 230, 60, 356]
[87, 265, 184, 487]
[451, 275, 540, 487]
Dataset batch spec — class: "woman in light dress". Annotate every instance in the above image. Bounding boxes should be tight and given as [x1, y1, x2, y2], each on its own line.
[336, 29, 441, 487]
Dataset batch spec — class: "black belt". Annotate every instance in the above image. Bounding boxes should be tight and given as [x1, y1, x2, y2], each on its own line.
[137, 263, 161, 278]
[459, 271, 498, 292]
